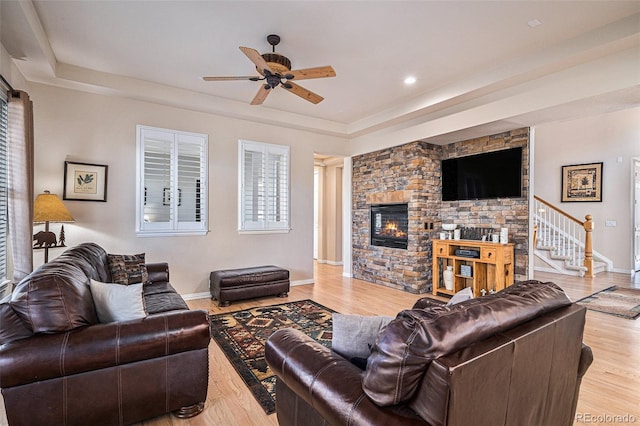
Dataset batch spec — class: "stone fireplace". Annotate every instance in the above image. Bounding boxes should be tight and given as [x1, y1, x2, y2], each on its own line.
[352, 142, 441, 294]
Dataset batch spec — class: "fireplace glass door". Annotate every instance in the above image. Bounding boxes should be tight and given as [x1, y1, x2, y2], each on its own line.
[370, 204, 408, 249]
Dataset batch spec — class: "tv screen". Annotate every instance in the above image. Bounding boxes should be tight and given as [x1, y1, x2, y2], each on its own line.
[442, 147, 523, 201]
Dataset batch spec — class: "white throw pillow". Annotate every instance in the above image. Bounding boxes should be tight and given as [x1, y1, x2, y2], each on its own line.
[446, 287, 474, 306]
[332, 313, 395, 360]
[89, 279, 147, 323]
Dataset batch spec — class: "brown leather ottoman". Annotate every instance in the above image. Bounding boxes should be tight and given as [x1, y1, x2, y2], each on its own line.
[209, 265, 290, 307]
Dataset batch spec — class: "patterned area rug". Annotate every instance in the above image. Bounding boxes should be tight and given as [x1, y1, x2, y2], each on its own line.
[577, 286, 640, 319]
[209, 299, 334, 414]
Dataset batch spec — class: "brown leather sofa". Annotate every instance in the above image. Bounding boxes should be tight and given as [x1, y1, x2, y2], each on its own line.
[265, 280, 593, 426]
[0, 243, 210, 426]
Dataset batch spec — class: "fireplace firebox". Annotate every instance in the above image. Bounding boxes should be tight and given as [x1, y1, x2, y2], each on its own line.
[370, 203, 408, 249]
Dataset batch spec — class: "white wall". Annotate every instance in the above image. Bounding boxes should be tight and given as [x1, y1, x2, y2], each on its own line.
[533, 107, 640, 272]
[30, 83, 350, 296]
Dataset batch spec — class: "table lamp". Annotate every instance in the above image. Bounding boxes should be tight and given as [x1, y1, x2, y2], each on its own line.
[33, 190, 75, 263]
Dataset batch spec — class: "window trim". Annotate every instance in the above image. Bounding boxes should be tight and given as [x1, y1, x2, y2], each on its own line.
[136, 125, 208, 237]
[238, 139, 291, 234]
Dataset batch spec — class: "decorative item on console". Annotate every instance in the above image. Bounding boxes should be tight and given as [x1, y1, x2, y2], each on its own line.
[443, 266, 454, 290]
[440, 225, 510, 244]
[441, 223, 456, 240]
[452, 226, 510, 243]
[500, 227, 509, 244]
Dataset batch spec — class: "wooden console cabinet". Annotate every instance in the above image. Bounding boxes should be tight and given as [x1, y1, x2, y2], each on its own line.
[432, 239, 515, 297]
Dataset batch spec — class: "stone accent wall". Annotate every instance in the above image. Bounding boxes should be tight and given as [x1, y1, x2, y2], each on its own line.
[352, 128, 530, 293]
[440, 128, 530, 279]
[352, 141, 441, 293]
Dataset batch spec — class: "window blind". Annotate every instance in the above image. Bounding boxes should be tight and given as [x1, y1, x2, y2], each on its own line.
[136, 125, 208, 236]
[239, 140, 290, 231]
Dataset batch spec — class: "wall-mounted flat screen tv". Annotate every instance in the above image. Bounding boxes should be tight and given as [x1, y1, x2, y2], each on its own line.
[442, 147, 523, 201]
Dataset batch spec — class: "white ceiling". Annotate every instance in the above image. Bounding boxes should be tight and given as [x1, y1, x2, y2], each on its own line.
[1, 1, 639, 142]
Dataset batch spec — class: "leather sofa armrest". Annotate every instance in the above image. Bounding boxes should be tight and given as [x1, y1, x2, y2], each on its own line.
[146, 262, 169, 283]
[265, 328, 425, 425]
[0, 309, 210, 389]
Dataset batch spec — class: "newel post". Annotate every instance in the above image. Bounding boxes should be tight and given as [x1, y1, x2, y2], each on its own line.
[583, 214, 594, 278]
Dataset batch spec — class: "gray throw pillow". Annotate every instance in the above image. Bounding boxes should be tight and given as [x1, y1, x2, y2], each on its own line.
[89, 279, 147, 323]
[446, 287, 474, 306]
[332, 313, 395, 360]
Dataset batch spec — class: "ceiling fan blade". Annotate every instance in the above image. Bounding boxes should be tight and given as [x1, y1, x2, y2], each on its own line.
[202, 76, 258, 81]
[288, 66, 336, 80]
[250, 86, 271, 105]
[283, 82, 324, 104]
[239, 46, 273, 75]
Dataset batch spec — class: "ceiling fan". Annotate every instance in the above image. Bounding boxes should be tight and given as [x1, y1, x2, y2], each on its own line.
[203, 34, 336, 105]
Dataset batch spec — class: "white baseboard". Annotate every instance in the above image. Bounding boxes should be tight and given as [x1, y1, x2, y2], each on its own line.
[610, 267, 634, 275]
[315, 259, 343, 266]
[292, 278, 314, 286]
[182, 291, 210, 301]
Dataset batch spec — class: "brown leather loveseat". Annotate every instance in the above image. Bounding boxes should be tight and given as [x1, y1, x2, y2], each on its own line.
[265, 280, 593, 426]
[0, 243, 210, 425]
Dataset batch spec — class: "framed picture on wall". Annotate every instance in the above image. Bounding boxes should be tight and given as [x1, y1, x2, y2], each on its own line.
[561, 162, 603, 202]
[63, 161, 108, 202]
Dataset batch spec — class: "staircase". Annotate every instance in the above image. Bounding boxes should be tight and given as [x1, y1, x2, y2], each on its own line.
[533, 196, 611, 277]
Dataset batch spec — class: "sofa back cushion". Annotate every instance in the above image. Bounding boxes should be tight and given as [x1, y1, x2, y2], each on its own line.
[10, 243, 106, 333]
[362, 280, 571, 406]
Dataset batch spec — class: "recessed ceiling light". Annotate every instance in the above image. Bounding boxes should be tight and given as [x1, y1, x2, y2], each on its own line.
[404, 76, 416, 85]
[528, 18, 542, 28]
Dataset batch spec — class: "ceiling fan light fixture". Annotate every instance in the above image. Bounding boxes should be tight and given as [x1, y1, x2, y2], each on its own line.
[261, 52, 292, 75]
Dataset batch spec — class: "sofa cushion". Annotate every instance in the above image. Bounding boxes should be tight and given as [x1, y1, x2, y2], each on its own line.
[89, 280, 147, 323]
[143, 281, 189, 314]
[107, 253, 149, 285]
[332, 313, 394, 361]
[362, 280, 572, 406]
[11, 264, 99, 333]
[55, 242, 112, 283]
[0, 304, 33, 344]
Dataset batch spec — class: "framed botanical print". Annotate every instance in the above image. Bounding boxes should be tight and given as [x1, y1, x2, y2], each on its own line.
[63, 161, 108, 202]
[561, 162, 603, 202]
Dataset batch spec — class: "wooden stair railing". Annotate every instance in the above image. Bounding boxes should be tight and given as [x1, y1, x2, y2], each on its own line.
[533, 196, 594, 277]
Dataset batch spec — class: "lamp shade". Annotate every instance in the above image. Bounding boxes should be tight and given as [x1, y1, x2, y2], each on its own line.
[33, 191, 75, 223]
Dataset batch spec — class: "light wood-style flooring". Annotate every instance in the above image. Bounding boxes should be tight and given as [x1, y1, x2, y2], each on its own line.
[2, 265, 638, 425]
[145, 264, 640, 426]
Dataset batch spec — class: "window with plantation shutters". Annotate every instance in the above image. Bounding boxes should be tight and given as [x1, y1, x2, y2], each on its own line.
[0, 94, 8, 285]
[136, 125, 208, 236]
[239, 140, 290, 232]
